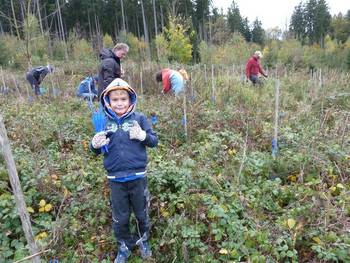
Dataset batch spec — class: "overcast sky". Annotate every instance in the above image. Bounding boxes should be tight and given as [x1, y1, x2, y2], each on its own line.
[211, 0, 350, 29]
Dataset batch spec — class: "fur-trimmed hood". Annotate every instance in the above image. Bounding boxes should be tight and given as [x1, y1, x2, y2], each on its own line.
[100, 78, 137, 121]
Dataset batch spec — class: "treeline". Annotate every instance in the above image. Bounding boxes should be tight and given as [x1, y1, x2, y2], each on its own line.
[0, 0, 349, 68]
[290, 0, 350, 46]
[0, 0, 264, 47]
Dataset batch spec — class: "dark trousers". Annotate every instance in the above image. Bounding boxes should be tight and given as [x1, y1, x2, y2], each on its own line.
[26, 73, 41, 95]
[249, 74, 263, 86]
[109, 177, 150, 249]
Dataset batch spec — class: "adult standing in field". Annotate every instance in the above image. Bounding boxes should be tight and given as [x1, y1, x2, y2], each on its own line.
[26, 65, 54, 95]
[245, 51, 268, 86]
[97, 43, 129, 98]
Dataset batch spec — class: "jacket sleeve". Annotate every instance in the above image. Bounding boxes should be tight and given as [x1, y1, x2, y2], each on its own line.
[162, 69, 172, 93]
[101, 59, 121, 87]
[139, 115, 158, 148]
[245, 59, 251, 78]
[258, 64, 267, 77]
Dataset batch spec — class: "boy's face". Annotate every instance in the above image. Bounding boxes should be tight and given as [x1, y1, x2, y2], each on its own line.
[108, 90, 131, 116]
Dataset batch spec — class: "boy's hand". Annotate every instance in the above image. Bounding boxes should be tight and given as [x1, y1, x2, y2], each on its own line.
[129, 121, 146, 141]
[92, 131, 110, 149]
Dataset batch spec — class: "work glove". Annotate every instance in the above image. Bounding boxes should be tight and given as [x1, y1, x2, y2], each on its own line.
[129, 121, 146, 141]
[91, 131, 110, 149]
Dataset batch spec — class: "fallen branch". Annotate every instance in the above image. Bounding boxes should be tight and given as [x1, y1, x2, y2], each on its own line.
[13, 249, 50, 263]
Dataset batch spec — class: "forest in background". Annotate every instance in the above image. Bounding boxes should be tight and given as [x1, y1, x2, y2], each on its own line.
[0, 0, 349, 69]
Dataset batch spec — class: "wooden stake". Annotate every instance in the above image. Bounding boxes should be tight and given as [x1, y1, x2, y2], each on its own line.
[273, 79, 280, 159]
[12, 74, 22, 99]
[183, 87, 188, 141]
[319, 68, 324, 120]
[49, 70, 55, 96]
[211, 64, 215, 102]
[140, 70, 143, 107]
[1, 66, 6, 93]
[0, 114, 41, 263]
[190, 72, 194, 100]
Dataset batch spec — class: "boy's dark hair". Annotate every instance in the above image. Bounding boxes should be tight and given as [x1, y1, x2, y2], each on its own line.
[155, 71, 162, 82]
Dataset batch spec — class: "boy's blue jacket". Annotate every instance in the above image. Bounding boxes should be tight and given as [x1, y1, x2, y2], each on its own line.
[91, 78, 158, 180]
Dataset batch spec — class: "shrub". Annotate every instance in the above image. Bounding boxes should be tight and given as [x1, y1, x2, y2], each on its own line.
[73, 39, 95, 61]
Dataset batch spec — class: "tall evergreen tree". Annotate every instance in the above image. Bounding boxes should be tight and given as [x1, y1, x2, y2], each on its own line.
[251, 18, 264, 45]
[290, 2, 306, 43]
[330, 12, 350, 44]
[193, 0, 211, 41]
[314, 0, 331, 47]
[241, 17, 251, 42]
[304, 0, 331, 46]
[227, 1, 243, 34]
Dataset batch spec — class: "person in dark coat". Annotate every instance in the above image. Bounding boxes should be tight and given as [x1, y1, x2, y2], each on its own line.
[26, 65, 54, 95]
[97, 43, 129, 98]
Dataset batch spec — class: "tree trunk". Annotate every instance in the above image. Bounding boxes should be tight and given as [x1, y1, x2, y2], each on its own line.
[43, 5, 53, 57]
[56, 0, 68, 59]
[36, 0, 44, 35]
[19, 0, 26, 28]
[120, 0, 126, 32]
[152, 0, 158, 36]
[0, 114, 41, 263]
[25, 1, 32, 67]
[136, 12, 140, 39]
[160, 4, 164, 31]
[208, 15, 212, 43]
[140, 0, 151, 61]
[115, 18, 119, 38]
[88, 10, 92, 39]
[10, 0, 20, 39]
[0, 19, 3, 35]
[152, 0, 159, 60]
[94, 13, 101, 49]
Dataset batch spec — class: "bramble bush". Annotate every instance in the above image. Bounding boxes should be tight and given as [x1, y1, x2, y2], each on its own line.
[0, 59, 349, 262]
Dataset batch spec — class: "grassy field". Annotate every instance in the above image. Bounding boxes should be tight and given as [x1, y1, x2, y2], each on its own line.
[0, 62, 349, 262]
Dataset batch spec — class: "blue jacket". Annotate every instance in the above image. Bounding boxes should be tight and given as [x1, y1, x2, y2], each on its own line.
[91, 78, 158, 180]
[169, 70, 184, 94]
[76, 76, 97, 97]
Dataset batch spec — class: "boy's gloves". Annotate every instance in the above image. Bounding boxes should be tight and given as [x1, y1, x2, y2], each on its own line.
[91, 131, 110, 149]
[129, 121, 146, 141]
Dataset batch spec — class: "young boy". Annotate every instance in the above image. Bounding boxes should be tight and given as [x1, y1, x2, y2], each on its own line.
[90, 78, 158, 263]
